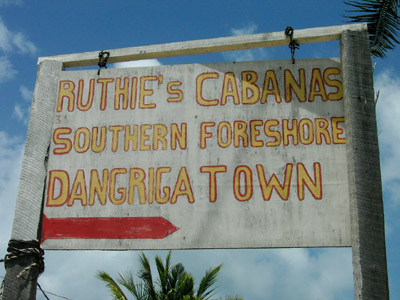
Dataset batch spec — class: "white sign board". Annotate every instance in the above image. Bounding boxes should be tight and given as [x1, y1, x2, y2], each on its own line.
[42, 58, 351, 250]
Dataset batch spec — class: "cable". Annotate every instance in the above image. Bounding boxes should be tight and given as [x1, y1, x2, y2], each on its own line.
[1, 239, 73, 300]
[37, 282, 50, 300]
[0, 275, 74, 300]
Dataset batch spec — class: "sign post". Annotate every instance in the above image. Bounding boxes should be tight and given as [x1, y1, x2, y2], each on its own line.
[3, 24, 389, 299]
[341, 29, 389, 299]
[2, 60, 63, 299]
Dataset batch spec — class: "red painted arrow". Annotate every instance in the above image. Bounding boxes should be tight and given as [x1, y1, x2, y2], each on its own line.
[41, 214, 179, 242]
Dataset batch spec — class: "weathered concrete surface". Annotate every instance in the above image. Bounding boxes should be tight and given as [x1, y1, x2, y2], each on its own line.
[341, 29, 389, 300]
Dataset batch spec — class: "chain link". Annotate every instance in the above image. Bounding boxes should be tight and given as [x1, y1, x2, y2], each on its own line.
[98, 50, 110, 75]
[285, 26, 300, 64]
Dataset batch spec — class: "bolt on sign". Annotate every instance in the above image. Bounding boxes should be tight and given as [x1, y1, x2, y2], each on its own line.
[41, 58, 351, 250]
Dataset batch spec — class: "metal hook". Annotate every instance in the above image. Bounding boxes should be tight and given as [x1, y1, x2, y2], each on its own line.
[285, 26, 300, 64]
[97, 50, 110, 75]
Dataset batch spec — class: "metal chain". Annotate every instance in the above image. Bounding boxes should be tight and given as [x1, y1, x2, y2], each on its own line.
[97, 50, 110, 75]
[285, 26, 300, 64]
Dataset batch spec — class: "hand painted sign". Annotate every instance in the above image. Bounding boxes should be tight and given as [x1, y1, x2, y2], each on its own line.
[42, 58, 351, 250]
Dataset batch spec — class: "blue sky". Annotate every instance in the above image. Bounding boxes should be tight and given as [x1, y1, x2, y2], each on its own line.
[0, 1, 399, 299]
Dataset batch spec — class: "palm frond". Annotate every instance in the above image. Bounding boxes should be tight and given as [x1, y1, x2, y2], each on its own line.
[345, 0, 400, 57]
[96, 271, 128, 300]
[196, 265, 222, 300]
[138, 252, 157, 300]
[130, 283, 148, 300]
[117, 271, 146, 300]
[98, 252, 228, 300]
[169, 263, 186, 289]
[176, 273, 195, 297]
[155, 251, 173, 294]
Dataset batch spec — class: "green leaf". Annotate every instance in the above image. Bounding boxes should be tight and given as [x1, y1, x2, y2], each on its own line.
[96, 271, 128, 300]
[196, 265, 222, 300]
[345, 0, 400, 57]
[97, 253, 234, 300]
[137, 252, 157, 300]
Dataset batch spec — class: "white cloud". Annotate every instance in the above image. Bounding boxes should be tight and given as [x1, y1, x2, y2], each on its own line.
[375, 70, 400, 204]
[12, 103, 29, 125]
[0, 17, 37, 82]
[0, 132, 24, 281]
[12, 31, 37, 55]
[0, 19, 13, 52]
[223, 23, 269, 62]
[0, 55, 17, 82]
[223, 47, 269, 62]
[11, 86, 33, 124]
[40, 250, 137, 299]
[231, 23, 258, 36]
[113, 59, 161, 69]
[0, 0, 22, 7]
[0, 16, 36, 55]
[36, 248, 353, 300]
[12, 103, 24, 120]
[204, 248, 353, 300]
[19, 85, 33, 102]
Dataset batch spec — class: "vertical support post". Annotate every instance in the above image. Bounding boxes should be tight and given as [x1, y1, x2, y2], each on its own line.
[341, 29, 389, 299]
[3, 60, 63, 300]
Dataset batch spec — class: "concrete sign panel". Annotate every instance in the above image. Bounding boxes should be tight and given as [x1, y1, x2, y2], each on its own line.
[41, 58, 351, 250]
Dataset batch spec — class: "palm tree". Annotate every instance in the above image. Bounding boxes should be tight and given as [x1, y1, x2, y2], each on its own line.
[345, 0, 400, 57]
[97, 251, 221, 300]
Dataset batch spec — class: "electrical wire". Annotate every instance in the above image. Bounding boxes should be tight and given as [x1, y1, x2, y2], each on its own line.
[0, 275, 74, 300]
